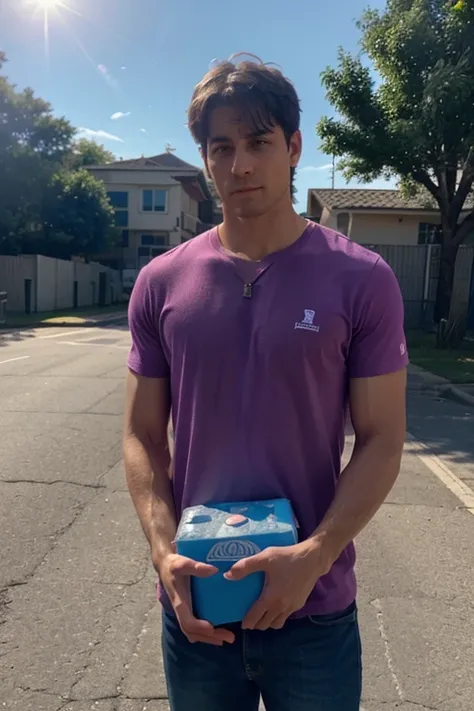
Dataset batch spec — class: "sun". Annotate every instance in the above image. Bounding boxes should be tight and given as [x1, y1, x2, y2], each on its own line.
[31, 0, 62, 7]
[25, 0, 77, 58]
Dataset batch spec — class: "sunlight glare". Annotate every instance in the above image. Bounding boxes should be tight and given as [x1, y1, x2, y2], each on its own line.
[32, 0, 61, 8]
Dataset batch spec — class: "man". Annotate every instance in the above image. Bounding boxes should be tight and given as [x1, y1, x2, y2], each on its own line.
[124, 56, 407, 711]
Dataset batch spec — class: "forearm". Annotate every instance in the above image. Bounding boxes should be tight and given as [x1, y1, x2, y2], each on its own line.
[123, 432, 176, 562]
[307, 434, 404, 568]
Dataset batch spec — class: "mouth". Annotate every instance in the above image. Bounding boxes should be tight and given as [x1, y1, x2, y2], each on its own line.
[231, 187, 262, 195]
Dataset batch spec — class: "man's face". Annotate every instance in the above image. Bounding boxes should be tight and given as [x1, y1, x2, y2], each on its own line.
[204, 105, 301, 218]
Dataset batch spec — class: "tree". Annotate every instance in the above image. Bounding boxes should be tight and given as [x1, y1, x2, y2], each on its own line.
[0, 51, 75, 253]
[37, 169, 119, 259]
[317, 0, 474, 335]
[64, 138, 115, 171]
[0, 54, 117, 260]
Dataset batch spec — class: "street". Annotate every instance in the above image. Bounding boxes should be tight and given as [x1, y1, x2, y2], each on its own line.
[0, 322, 473, 711]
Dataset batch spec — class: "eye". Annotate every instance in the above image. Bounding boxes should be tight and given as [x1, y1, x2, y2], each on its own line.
[252, 139, 269, 149]
[213, 145, 232, 155]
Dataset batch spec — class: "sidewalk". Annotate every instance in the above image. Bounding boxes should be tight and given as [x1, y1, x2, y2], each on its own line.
[408, 363, 474, 408]
[0, 306, 128, 331]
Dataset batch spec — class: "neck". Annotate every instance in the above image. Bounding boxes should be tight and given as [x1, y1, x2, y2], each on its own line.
[219, 200, 308, 261]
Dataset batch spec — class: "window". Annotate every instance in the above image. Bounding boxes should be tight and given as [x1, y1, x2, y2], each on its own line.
[108, 191, 128, 209]
[418, 223, 441, 245]
[122, 230, 129, 247]
[114, 210, 128, 227]
[109, 191, 129, 229]
[141, 234, 168, 246]
[142, 189, 167, 212]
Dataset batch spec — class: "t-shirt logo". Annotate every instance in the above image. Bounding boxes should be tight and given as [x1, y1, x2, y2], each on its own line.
[295, 309, 320, 332]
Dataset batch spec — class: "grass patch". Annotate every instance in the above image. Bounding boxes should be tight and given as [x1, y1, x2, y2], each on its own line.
[407, 330, 474, 384]
[1, 303, 127, 329]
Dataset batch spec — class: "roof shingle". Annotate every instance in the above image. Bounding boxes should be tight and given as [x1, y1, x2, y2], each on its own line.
[311, 189, 439, 211]
[96, 153, 200, 171]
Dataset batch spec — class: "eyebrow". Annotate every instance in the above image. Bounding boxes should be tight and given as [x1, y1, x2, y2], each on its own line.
[208, 128, 274, 146]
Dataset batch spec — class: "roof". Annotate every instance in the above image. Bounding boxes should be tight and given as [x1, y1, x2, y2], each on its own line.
[311, 189, 438, 212]
[174, 175, 208, 203]
[149, 153, 200, 171]
[91, 152, 200, 171]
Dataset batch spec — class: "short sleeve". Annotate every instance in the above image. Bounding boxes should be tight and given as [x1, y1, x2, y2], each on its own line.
[347, 257, 409, 379]
[127, 266, 170, 379]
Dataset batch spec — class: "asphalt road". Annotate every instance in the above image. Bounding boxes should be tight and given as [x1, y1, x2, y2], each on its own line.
[0, 322, 473, 711]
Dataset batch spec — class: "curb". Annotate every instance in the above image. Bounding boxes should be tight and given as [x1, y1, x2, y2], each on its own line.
[408, 364, 474, 408]
[0, 311, 127, 332]
[442, 385, 474, 408]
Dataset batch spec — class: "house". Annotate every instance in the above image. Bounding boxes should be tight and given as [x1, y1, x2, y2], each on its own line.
[87, 152, 215, 270]
[306, 188, 473, 245]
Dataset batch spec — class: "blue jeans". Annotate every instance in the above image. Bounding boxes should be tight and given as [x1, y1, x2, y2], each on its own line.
[162, 601, 362, 711]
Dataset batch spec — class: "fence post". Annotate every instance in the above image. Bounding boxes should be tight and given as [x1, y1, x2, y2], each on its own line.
[422, 243, 433, 327]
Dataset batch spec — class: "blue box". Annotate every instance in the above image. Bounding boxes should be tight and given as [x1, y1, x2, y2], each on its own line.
[175, 499, 298, 626]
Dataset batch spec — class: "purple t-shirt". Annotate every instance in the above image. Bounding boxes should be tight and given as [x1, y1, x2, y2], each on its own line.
[127, 222, 408, 616]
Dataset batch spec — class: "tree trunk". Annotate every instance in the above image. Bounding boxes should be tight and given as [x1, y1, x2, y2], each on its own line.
[434, 240, 457, 324]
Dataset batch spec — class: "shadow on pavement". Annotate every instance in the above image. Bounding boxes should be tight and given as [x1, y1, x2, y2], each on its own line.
[0, 315, 129, 347]
[407, 387, 474, 470]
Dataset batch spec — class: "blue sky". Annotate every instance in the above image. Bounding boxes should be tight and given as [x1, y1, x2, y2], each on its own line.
[1, 0, 393, 211]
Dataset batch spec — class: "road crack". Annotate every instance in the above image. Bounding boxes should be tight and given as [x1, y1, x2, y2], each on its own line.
[0, 478, 106, 490]
[371, 598, 405, 703]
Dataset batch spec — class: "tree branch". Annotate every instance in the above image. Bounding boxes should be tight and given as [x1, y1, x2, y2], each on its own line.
[412, 170, 440, 202]
[435, 167, 450, 212]
[449, 147, 474, 224]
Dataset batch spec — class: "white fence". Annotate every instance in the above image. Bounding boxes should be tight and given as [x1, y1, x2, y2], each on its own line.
[0, 255, 122, 314]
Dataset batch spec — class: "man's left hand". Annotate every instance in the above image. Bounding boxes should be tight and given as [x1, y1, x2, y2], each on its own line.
[224, 540, 333, 631]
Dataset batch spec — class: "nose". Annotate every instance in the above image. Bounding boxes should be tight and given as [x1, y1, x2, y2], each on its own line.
[231, 144, 254, 177]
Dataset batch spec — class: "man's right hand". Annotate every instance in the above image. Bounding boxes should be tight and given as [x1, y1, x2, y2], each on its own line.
[155, 553, 236, 646]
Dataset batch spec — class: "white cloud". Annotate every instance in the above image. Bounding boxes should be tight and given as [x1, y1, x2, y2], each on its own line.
[78, 128, 124, 143]
[299, 163, 334, 173]
[140, 128, 147, 133]
[111, 111, 131, 120]
[121, 66, 127, 70]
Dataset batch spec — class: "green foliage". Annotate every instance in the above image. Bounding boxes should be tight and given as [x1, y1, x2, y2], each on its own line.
[0, 53, 117, 259]
[64, 138, 116, 171]
[38, 169, 120, 259]
[317, 0, 474, 322]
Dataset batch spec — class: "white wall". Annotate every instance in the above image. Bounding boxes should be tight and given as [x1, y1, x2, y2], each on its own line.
[349, 213, 440, 245]
[36, 255, 57, 311]
[75, 261, 95, 307]
[90, 169, 184, 232]
[181, 190, 199, 218]
[103, 181, 182, 232]
[56, 259, 75, 309]
[0, 255, 36, 311]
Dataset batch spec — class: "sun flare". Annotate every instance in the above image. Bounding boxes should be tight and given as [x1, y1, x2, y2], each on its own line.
[31, 0, 62, 8]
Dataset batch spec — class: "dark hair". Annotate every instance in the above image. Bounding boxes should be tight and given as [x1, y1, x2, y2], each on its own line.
[187, 56, 301, 197]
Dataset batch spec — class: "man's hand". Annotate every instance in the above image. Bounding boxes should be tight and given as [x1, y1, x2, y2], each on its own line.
[224, 541, 332, 631]
[156, 553, 236, 646]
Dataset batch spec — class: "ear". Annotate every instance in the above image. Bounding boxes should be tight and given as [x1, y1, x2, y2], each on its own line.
[288, 130, 302, 168]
